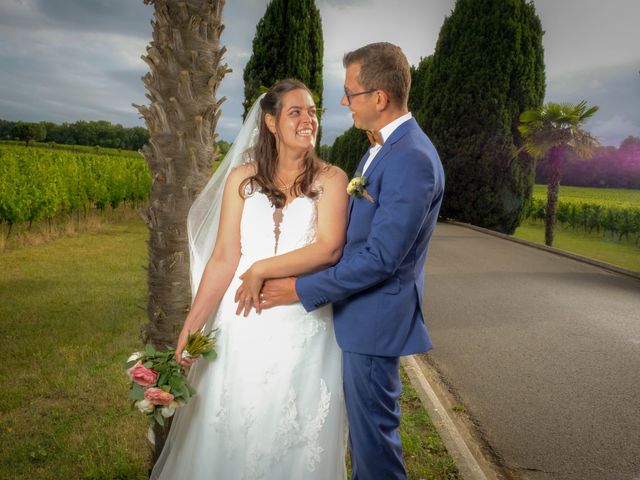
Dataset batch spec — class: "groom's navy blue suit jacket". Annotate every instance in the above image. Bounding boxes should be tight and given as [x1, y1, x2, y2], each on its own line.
[296, 118, 444, 357]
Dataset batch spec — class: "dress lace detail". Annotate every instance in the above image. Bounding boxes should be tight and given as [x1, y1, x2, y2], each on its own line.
[271, 380, 331, 472]
[150, 190, 346, 480]
[303, 379, 332, 471]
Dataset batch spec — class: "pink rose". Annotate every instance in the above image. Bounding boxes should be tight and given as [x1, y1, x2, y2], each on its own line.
[130, 363, 159, 387]
[144, 387, 174, 405]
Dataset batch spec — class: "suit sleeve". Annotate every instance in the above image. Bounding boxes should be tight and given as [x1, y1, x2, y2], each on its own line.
[296, 146, 438, 312]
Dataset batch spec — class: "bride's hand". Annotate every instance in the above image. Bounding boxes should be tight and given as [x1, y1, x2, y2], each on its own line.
[175, 328, 197, 368]
[234, 262, 266, 316]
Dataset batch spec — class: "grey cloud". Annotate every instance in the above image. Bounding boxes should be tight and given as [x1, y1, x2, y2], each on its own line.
[0, 24, 147, 126]
[546, 62, 640, 146]
[107, 68, 148, 95]
[25, 0, 151, 38]
[2, 0, 639, 148]
[318, 79, 352, 144]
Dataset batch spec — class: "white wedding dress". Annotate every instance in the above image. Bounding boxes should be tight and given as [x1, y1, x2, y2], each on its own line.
[150, 187, 347, 480]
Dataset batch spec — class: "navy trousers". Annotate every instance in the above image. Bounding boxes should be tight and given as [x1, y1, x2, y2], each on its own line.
[343, 352, 406, 480]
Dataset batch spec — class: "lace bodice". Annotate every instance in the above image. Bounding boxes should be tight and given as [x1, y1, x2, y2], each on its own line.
[240, 190, 319, 261]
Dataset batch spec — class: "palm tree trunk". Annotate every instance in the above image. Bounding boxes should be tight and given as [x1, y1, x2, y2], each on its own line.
[135, 0, 229, 458]
[545, 146, 564, 246]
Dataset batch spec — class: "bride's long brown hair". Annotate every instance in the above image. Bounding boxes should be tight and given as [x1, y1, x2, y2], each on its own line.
[240, 79, 325, 209]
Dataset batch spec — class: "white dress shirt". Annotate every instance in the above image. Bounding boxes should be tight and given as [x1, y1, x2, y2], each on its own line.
[362, 112, 413, 174]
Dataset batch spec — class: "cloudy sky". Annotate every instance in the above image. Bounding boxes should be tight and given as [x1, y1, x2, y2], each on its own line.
[0, 0, 638, 146]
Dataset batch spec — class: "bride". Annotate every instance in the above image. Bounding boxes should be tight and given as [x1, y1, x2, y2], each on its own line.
[150, 79, 349, 480]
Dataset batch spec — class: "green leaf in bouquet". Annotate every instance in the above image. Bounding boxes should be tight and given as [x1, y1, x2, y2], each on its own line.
[124, 359, 139, 369]
[129, 383, 145, 401]
[168, 375, 183, 391]
[154, 362, 170, 375]
[157, 371, 169, 387]
[175, 384, 188, 399]
[143, 361, 154, 369]
[174, 381, 191, 398]
[157, 350, 172, 361]
[180, 390, 191, 403]
[154, 410, 164, 427]
[144, 344, 156, 357]
[201, 349, 217, 361]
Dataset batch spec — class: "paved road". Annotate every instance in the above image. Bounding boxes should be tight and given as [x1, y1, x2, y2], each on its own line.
[421, 223, 640, 480]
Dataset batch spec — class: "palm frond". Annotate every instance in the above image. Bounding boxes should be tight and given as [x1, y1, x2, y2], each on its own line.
[518, 100, 599, 160]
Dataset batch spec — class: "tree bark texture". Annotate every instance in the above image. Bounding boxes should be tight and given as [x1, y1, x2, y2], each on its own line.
[134, 0, 230, 458]
[545, 146, 564, 247]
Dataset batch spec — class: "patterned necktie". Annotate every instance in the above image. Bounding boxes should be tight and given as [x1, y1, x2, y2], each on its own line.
[366, 130, 384, 147]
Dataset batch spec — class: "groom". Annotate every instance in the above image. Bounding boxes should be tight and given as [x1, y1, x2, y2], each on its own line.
[262, 42, 444, 480]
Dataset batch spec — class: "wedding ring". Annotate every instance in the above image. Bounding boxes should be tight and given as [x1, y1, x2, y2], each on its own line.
[244, 299, 251, 304]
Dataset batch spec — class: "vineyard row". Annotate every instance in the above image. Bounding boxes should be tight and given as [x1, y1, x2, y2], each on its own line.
[524, 198, 640, 244]
[0, 146, 151, 226]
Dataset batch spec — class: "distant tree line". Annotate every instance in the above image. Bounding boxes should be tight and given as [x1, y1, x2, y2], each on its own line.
[0, 119, 149, 150]
[536, 136, 640, 189]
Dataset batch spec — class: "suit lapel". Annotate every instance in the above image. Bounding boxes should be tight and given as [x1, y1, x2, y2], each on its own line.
[346, 119, 417, 223]
[362, 118, 417, 180]
[348, 150, 371, 223]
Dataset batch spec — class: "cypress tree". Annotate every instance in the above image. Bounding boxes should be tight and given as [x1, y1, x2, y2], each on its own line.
[420, 0, 545, 233]
[408, 55, 432, 128]
[242, 0, 323, 121]
[329, 126, 369, 178]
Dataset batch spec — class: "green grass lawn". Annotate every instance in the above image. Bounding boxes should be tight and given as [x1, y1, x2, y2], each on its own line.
[0, 219, 150, 480]
[514, 220, 640, 271]
[398, 370, 460, 479]
[519, 185, 640, 272]
[0, 218, 460, 479]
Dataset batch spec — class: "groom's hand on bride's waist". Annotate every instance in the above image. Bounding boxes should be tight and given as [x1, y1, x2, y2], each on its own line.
[260, 277, 298, 309]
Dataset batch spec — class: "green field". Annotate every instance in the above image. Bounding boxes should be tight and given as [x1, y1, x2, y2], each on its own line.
[0, 143, 150, 232]
[531, 184, 640, 208]
[0, 140, 143, 159]
[514, 221, 640, 271]
[517, 185, 640, 271]
[0, 218, 459, 479]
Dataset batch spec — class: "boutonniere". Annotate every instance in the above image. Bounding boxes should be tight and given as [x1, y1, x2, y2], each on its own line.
[347, 173, 374, 203]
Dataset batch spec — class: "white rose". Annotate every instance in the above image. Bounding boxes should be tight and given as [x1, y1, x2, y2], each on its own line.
[126, 352, 143, 380]
[127, 352, 143, 363]
[136, 399, 154, 414]
[160, 405, 176, 418]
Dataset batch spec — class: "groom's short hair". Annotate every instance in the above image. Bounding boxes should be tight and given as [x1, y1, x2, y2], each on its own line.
[343, 42, 411, 109]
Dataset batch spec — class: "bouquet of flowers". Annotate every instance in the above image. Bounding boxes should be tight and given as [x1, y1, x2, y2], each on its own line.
[125, 330, 217, 427]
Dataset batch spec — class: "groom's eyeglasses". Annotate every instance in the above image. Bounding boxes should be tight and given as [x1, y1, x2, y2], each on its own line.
[343, 87, 377, 105]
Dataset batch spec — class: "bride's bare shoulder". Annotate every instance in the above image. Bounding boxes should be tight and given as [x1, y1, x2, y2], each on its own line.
[317, 162, 348, 187]
[227, 162, 257, 185]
